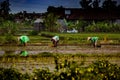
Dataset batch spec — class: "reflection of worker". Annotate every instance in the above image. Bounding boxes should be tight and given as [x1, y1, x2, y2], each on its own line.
[51, 36, 59, 47]
[87, 37, 99, 47]
[18, 35, 29, 46]
[20, 51, 28, 56]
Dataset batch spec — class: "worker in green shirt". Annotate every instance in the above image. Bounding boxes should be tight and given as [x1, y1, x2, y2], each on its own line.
[18, 35, 29, 46]
[87, 37, 99, 47]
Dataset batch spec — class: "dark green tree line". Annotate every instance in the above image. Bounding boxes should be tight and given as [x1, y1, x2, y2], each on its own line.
[102, 0, 117, 10]
[79, 0, 119, 9]
[0, 0, 10, 19]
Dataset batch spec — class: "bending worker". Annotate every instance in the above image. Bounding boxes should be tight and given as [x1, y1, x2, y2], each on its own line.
[51, 36, 59, 47]
[18, 35, 29, 46]
[87, 37, 99, 47]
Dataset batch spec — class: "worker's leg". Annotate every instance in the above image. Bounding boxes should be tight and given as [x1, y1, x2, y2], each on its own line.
[94, 41, 97, 47]
[24, 43, 27, 46]
[92, 41, 96, 47]
[93, 43, 95, 47]
[53, 40, 56, 47]
[55, 41, 59, 47]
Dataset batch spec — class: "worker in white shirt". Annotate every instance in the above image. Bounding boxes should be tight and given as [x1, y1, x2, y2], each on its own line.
[51, 36, 59, 47]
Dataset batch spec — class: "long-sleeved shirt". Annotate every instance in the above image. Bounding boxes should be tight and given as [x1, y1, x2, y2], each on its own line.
[91, 37, 98, 43]
[52, 36, 59, 41]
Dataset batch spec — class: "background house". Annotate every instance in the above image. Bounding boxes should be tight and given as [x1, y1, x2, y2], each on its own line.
[33, 18, 45, 32]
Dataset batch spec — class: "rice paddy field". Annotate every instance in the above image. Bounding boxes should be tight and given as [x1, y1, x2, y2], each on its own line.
[0, 33, 120, 74]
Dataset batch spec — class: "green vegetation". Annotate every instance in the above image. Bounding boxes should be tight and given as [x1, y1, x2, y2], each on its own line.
[0, 51, 119, 79]
[0, 32, 119, 45]
[44, 13, 60, 32]
[0, 58, 120, 80]
[85, 21, 120, 32]
[40, 32, 120, 45]
[0, 0, 120, 79]
[0, 20, 19, 35]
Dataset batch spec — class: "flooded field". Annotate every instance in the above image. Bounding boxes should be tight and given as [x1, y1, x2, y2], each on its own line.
[0, 44, 120, 73]
[0, 44, 120, 54]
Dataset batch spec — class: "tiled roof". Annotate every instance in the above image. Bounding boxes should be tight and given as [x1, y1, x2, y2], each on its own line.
[65, 8, 120, 20]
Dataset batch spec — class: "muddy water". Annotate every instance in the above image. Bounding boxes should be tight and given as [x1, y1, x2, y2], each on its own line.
[0, 45, 120, 54]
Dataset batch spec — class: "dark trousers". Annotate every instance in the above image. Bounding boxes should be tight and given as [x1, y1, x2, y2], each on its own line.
[52, 39, 59, 47]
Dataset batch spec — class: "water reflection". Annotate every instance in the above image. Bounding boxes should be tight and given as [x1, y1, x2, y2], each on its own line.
[0, 45, 120, 55]
[20, 51, 29, 56]
[0, 46, 27, 55]
[0, 45, 53, 55]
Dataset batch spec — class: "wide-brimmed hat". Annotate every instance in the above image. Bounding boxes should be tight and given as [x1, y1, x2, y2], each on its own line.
[87, 37, 91, 40]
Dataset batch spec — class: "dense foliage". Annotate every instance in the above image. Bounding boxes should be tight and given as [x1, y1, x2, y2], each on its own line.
[0, 0, 10, 19]
[85, 21, 120, 32]
[0, 20, 19, 35]
[44, 13, 60, 32]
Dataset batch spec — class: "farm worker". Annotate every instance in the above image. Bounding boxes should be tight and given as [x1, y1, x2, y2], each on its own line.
[51, 36, 59, 47]
[18, 35, 29, 46]
[87, 37, 99, 47]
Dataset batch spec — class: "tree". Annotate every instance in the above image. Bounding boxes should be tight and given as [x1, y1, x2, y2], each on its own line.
[79, 0, 92, 9]
[102, 0, 117, 10]
[75, 19, 88, 32]
[92, 0, 100, 9]
[47, 6, 56, 13]
[47, 6, 64, 16]
[0, 0, 10, 19]
[43, 13, 59, 32]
